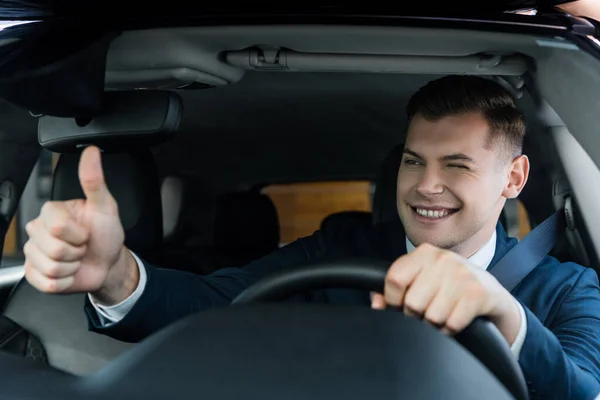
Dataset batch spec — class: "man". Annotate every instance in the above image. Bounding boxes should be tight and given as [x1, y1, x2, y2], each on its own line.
[553, 0, 600, 21]
[23, 75, 600, 399]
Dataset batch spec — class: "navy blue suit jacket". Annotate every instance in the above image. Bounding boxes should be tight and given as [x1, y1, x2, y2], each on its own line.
[85, 219, 600, 399]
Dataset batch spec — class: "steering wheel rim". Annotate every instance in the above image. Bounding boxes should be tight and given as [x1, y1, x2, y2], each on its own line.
[232, 260, 529, 400]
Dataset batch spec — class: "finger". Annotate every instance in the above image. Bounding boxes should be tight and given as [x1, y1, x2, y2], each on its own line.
[25, 219, 87, 262]
[24, 259, 75, 293]
[371, 293, 386, 310]
[421, 266, 464, 327]
[403, 306, 423, 319]
[36, 203, 89, 246]
[444, 295, 480, 334]
[23, 240, 82, 279]
[402, 260, 446, 316]
[423, 286, 459, 329]
[78, 145, 115, 212]
[383, 255, 424, 306]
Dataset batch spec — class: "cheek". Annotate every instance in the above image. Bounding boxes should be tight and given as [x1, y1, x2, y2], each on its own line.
[450, 176, 499, 210]
[445, 177, 482, 204]
[396, 172, 413, 198]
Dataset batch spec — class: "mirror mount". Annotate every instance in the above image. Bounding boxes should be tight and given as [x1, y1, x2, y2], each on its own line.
[37, 90, 183, 153]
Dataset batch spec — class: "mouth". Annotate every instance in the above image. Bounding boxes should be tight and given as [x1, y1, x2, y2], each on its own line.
[409, 205, 460, 222]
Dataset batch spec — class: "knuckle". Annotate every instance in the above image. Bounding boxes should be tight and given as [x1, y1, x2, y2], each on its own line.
[24, 266, 37, 288]
[387, 272, 410, 289]
[22, 240, 33, 255]
[425, 312, 444, 326]
[40, 201, 56, 215]
[445, 314, 467, 331]
[47, 242, 66, 260]
[465, 282, 485, 300]
[452, 264, 472, 280]
[23, 261, 33, 277]
[45, 261, 63, 278]
[403, 288, 418, 304]
[108, 198, 119, 215]
[436, 250, 456, 264]
[24, 219, 37, 234]
[427, 313, 444, 325]
[446, 319, 463, 333]
[43, 279, 58, 293]
[49, 221, 68, 237]
[403, 292, 422, 311]
[416, 242, 435, 253]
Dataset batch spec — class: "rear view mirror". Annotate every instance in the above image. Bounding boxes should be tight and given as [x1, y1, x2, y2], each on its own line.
[37, 90, 183, 152]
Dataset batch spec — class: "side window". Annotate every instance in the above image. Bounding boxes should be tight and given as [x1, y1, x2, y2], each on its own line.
[517, 200, 532, 239]
[2, 217, 19, 267]
[1, 149, 56, 267]
[261, 181, 373, 245]
[503, 198, 532, 240]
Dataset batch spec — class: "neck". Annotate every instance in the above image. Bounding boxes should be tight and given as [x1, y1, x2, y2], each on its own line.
[450, 224, 498, 259]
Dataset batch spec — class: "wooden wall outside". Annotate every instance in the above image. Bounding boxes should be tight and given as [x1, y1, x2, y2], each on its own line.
[262, 181, 372, 243]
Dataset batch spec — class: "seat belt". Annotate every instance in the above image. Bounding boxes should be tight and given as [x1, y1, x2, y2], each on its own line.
[488, 209, 563, 292]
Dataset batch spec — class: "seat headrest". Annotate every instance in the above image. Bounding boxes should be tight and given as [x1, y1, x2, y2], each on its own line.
[51, 149, 163, 254]
[321, 211, 372, 231]
[161, 176, 185, 242]
[372, 143, 404, 225]
[214, 192, 280, 258]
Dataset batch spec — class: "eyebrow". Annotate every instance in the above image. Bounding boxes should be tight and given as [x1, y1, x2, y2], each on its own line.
[402, 148, 476, 164]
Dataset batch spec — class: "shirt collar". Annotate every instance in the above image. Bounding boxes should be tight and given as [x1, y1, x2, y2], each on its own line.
[405, 230, 497, 270]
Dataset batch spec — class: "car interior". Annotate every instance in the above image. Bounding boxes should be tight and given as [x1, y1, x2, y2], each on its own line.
[0, 12, 599, 399]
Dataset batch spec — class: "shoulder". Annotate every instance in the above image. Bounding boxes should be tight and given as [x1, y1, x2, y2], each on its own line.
[516, 255, 599, 307]
[528, 256, 596, 286]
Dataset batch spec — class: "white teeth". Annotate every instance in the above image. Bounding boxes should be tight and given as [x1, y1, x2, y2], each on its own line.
[416, 208, 450, 219]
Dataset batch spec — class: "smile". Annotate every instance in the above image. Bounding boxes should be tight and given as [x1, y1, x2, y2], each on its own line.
[410, 206, 459, 220]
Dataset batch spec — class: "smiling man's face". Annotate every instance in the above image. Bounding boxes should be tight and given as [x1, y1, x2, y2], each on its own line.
[396, 111, 528, 257]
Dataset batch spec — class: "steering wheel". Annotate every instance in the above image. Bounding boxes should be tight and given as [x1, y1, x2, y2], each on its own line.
[232, 260, 529, 400]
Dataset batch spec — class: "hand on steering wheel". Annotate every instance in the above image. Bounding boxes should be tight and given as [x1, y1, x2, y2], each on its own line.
[232, 259, 529, 400]
[372, 243, 524, 346]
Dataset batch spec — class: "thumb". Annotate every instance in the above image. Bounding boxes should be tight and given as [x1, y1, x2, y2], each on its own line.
[78, 146, 114, 211]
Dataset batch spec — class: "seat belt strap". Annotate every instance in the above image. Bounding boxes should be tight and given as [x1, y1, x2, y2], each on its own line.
[488, 209, 563, 292]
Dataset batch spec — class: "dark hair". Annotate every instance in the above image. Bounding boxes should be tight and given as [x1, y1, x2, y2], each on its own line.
[406, 75, 526, 160]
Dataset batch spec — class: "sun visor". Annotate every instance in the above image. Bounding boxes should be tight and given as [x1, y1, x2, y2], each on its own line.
[37, 90, 183, 153]
[0, 21, 116, 118]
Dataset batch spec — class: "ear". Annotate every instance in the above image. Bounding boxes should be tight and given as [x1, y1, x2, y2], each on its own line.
[502, 155, 529, 199]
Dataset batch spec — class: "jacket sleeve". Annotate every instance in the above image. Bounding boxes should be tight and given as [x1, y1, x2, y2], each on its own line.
[517, 267, 600, 400]
[84, 232, 326, 342]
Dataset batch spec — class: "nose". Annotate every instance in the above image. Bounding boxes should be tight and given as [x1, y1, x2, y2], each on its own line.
[415, 166, 444, 196]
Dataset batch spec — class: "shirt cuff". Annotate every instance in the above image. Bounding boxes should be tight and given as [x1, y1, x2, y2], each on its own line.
[87, 250, 147, 327]
[509, 300, 528, 359]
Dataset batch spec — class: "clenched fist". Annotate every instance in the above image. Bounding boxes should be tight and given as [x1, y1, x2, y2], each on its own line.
[23, 145, 138, 305]
[371, 243, 522, 346]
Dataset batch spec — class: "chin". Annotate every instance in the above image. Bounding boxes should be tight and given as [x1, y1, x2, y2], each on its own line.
[406, 230, 456, 250]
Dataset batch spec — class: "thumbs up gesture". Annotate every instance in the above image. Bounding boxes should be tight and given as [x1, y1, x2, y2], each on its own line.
[23, 146, 138, 305]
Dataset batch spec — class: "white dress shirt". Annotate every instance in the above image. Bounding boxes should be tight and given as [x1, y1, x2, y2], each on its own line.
[90, 231, 527, 359]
